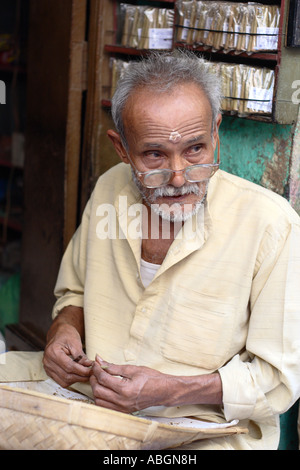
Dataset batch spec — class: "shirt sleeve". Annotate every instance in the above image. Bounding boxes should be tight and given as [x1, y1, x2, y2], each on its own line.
[218, 221, 300, 422]
[51, 199, 91, 318]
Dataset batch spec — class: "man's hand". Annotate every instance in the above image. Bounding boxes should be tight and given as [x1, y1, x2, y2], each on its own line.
[90, 356, 171, 413]
[90, 355, 223, 414]
[43, 306, 93, 388]
[43, 324, 93, 387]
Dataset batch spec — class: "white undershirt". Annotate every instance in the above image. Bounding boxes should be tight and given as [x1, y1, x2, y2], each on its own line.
[140, 258, 161, 287]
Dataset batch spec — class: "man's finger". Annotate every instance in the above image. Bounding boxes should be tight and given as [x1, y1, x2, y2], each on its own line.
[44, 352, 92, 384]
[94, 355, 132, 378]
[92, 362, 125, 391]
[90, 375, 130, 412]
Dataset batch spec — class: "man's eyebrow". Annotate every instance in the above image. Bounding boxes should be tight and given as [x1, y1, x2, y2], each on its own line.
[141, 142, 165, 149]
[184, 134, 207, 145]
[140, 134, 207, 150]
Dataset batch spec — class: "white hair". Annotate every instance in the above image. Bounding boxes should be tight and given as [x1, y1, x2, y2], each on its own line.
[111, 50, 222, 148]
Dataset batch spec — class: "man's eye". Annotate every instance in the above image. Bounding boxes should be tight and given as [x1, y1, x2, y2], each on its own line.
[187, 144, 203, 154]
[145, 151, 162, 158]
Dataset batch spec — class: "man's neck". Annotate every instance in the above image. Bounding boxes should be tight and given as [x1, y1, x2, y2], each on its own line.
[141, 203, 183, 264]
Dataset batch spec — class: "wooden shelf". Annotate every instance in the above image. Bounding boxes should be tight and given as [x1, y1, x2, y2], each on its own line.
[174, 43, 278, 63]
[105, 43, 278, 63]
[104, 44, 172, 55]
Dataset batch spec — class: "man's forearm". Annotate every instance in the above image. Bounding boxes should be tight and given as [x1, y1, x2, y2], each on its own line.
[46, 305, 85, 343]
[165, 372, 223, 407]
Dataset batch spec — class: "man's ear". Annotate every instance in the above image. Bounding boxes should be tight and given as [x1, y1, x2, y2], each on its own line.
[213, 113, 222, 150]
[107, 129, 130, 164]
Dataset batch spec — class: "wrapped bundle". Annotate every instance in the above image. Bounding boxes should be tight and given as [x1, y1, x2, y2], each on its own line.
[120, 4, 174, 49]
[224, 3, 238, 51]
[237, 65, 251, 115]
[194, 1, 209, 45]
[212, 2, 232, 50]
[120, 4, 137, 47]
[185, 1, 198, 45]
[220, 63, 235, 111]
[229, 64, 274, 115]
[138, 7, 158, 49]
[245, 67, 274, 114]
[176, 0, 196, 43]
[175, 1, 280, 53]
[110, 59, 130, 98]
[226, 3, 247, 52]
[204, 61, 274, 115]
[141, 7, 174, 49]
[205, 3, 219, 48]
[128, 6, 147, 48]
[235, 4, 250, 52]
[249, 4, 280, 52]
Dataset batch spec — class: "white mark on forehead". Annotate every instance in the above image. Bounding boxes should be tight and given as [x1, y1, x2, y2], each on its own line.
[169, 130, 182, 143]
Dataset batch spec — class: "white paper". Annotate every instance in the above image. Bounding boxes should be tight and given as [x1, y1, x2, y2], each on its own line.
[248, 86, 273, 112]
[256, 27, 279, 50]
[141, 415, 239, 430]
[148, 28, 173, 49]
[3, 378, 94, 403]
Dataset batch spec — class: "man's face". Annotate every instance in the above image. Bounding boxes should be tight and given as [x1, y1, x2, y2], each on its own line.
[110, 83, 221, 222]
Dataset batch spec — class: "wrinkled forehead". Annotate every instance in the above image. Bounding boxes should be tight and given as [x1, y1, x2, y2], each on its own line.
[122, 83, 213, 144]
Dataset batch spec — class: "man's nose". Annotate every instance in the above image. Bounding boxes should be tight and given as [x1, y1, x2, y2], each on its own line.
[169, 156, 188, 187]
[169, 169, 186, 187]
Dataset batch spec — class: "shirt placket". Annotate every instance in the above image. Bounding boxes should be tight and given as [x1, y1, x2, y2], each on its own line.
[124, 210, 212, 362]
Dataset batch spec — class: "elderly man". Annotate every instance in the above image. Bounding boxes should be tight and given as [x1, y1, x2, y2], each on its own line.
[43, 51, 300, 450]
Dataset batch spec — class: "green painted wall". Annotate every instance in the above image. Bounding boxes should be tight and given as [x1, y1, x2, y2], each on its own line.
[219, 115, 293, 198]
[219, 114, 299, 450]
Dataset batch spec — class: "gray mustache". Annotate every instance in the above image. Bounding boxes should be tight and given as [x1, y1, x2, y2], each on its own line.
[151, 183, 200, 199]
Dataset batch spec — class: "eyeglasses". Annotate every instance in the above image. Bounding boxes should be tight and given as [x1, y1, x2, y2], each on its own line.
[128, 136, 220, 189]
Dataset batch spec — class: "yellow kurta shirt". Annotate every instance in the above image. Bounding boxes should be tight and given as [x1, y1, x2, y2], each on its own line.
[53, 162, 300, 449]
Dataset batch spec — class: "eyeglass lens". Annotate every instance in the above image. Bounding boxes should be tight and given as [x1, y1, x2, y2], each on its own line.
[143, 164, 217, 188]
